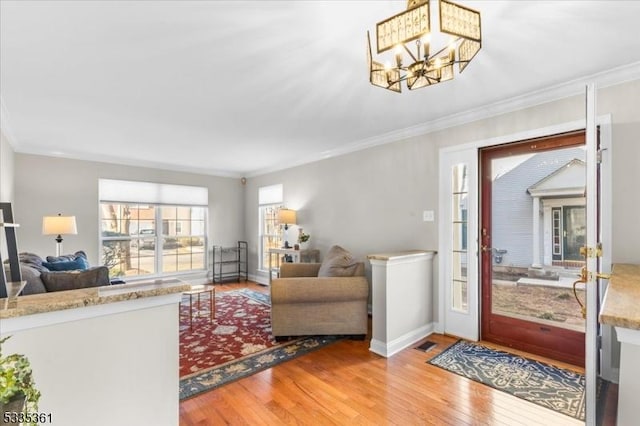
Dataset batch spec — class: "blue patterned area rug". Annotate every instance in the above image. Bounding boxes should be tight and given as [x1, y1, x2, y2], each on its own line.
[428, 340, 598, 421]
[179, 288, 342, 400]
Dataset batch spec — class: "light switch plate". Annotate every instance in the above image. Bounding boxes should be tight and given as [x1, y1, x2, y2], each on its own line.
[423, 210, 435, 222]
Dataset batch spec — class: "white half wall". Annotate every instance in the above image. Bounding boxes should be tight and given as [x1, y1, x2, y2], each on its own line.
[1, 299, 181, 426]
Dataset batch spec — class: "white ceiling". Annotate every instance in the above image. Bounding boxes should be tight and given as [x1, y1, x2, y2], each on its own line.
[2, 1, 640, 177]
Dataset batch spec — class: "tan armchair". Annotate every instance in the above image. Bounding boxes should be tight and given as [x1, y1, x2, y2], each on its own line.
[270, 262, 369, 339]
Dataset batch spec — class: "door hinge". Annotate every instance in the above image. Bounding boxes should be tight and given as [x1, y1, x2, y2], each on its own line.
[597, 147, 608, 164]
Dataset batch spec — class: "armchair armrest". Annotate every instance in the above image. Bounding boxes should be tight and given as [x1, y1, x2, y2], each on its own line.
[271, 276, 369, 304]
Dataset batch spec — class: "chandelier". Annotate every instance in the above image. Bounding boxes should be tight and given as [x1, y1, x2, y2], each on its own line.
[367, 0, 481, 93]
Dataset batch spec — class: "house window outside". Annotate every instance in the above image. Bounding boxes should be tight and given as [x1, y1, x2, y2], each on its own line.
[99, 179, 208, 278]
[258, 184, 284, 271]
[100, 204, 207, 277]
[552, 208, 562, 258]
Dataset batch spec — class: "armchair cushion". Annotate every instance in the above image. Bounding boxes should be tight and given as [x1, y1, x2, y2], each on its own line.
[18, 252, 49, 273]
[11, 263, 47, 295]
[279, 262, 321, 278]
[46, 250, 88, 263]
[42, 257, 89, 271]
[317, 245, 359, 277]
[40, 266, 110, 292]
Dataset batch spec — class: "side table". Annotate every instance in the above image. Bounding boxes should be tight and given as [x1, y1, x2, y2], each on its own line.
[181, 284, 215, 329]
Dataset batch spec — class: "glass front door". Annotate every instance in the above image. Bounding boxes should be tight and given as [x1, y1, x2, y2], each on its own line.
[480, 131, 587, 366]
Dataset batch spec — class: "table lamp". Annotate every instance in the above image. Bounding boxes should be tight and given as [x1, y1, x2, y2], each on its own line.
[43, 214, 77, 256]
[278, 208, 296, 249]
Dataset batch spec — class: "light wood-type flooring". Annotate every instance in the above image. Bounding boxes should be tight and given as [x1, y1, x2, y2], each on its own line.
[179, 282, 618, 425]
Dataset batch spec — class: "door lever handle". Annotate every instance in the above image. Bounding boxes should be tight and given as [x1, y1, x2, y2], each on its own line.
[481, 245, 493, 252]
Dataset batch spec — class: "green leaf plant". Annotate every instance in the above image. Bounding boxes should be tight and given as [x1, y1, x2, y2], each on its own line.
[0, 336, 41, 425]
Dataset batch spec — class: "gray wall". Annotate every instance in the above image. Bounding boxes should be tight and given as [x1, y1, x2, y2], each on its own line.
[245, 80, 640, 321]
[7, 79, 640, 291]
[13, 154, 244, 267]
[0, 131, 15, 204]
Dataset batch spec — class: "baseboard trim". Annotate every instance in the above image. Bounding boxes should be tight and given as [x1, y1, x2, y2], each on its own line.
[369, 323, 435, 358]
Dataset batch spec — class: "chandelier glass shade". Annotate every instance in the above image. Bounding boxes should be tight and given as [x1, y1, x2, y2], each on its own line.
[367, 0, 481, 93]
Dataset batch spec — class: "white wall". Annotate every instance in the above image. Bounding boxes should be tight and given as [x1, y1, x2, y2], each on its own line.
[14, 154, 244, 267]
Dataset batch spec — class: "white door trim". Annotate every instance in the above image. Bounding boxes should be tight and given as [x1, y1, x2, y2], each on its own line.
[438, 148, 478, 340]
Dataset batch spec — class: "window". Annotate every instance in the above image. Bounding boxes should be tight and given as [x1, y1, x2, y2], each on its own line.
[552, 207, 562, 258]
[99, 180, 207, 278]
[258, 184, 283, 270]
[451, 163, 469, 312]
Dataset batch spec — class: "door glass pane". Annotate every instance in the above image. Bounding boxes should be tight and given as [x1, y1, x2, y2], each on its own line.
[490, 146, 586, 331]
[451, 164, 468, 312]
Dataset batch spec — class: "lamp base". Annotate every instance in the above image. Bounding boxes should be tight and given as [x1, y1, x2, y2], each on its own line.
[55, 237, 63, 257]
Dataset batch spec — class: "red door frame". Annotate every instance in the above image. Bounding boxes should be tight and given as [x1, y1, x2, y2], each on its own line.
[480, 130, 587, 366]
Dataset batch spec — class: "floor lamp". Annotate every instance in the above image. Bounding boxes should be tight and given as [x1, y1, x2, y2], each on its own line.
[42, 214, 77, 256]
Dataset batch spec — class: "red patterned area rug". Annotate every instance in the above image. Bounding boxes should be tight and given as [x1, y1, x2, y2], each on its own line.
[179, 288, 341, 400]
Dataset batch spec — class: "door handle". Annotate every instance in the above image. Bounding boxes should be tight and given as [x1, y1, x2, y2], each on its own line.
[481, 245, 493, 252]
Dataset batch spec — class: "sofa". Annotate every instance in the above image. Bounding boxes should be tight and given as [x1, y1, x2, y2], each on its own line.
[270, 245, 369, 339]
[7, 251, 110, 295]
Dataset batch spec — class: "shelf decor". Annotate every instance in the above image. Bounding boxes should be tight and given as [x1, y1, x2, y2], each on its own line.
[211, 241, 248, 283]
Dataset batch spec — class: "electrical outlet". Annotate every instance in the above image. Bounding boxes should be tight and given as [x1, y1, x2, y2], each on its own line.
[423, 210, 435, 222]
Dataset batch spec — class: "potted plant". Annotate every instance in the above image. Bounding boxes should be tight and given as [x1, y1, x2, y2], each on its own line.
[1, 336, 41, 425]
[297, 229, 310, 249]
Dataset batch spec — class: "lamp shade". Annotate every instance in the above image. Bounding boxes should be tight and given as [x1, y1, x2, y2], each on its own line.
[42, 215, 78, 235]
[277, 209, 296, 225]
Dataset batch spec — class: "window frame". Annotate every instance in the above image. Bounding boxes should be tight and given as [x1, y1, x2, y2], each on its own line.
[99, 202, 208, 279]
[258, 184, 284, 272]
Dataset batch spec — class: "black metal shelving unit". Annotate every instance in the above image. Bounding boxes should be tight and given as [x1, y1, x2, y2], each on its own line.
[211, 240, 248, 283]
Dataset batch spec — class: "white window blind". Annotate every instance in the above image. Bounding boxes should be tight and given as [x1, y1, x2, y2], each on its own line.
[99, 179, 208, 206]
[258, 184, 283, 205]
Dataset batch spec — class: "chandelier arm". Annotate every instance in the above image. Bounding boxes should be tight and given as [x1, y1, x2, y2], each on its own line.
[402, 43, 418, 63]
[426, 37, 462, 63]
[386, 73, 409, 87]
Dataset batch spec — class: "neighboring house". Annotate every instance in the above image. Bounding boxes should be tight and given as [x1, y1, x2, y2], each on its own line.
[491, 147, 586, 270]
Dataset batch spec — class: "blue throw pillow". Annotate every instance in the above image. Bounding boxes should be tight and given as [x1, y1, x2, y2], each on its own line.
[42, 257, 89, 271]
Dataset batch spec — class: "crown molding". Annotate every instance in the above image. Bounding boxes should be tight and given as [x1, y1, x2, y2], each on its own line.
[15, 145, 243, 179]
[248, 60, 640, 177]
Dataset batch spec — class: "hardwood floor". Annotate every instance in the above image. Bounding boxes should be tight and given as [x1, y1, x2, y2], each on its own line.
[180, 282, 617, 425]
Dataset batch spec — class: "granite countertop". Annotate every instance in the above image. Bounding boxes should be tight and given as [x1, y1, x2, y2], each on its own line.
[367, 250, 437, 261]
[599, 264, 640, 330]
[1, 279, 191, 320]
